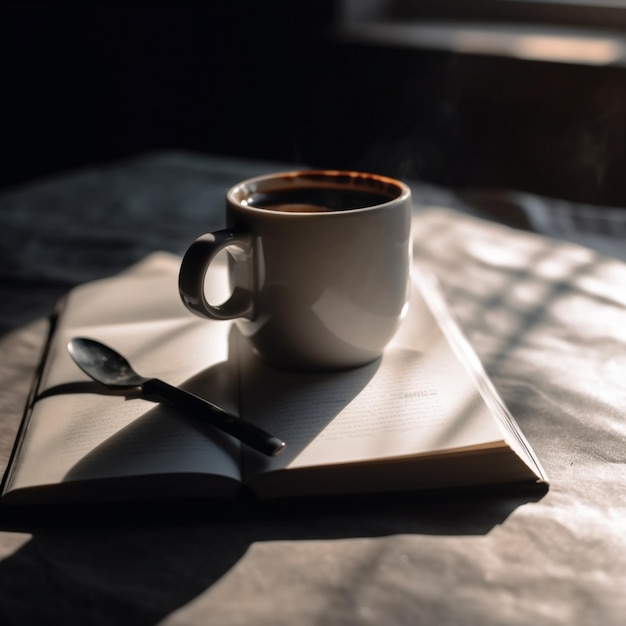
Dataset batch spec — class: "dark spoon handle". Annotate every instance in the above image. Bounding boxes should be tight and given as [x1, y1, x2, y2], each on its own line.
[141, 378, 285, 457]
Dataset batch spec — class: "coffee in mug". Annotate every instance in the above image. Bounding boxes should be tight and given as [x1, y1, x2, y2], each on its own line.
[178, 170, 412, 370]
[246, 187, 392, 213]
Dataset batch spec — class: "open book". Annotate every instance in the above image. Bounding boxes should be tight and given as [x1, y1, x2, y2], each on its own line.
[1, 253, 547, 505]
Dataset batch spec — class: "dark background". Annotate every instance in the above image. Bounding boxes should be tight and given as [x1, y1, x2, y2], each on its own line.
[3, 0, 626, 205]
[0, 1, 335, 187]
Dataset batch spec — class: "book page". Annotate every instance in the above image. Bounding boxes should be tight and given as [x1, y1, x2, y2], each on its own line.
[3, 253, 243, 500]
[240, 269, 509, 481]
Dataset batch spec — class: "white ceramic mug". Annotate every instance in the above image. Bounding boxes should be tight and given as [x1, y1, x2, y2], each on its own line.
[178, 170, 412, 370]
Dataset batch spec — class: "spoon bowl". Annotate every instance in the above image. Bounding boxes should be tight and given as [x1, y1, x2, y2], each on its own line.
[68, 337, 148, 388]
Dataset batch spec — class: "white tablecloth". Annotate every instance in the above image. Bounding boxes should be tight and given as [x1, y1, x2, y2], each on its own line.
[0, 152, 623, 625]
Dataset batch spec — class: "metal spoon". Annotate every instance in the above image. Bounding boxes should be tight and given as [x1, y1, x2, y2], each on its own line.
[67, 337, 285, 456]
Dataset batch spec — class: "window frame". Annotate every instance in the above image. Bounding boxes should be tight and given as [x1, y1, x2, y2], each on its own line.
[341, 0, 626, 31]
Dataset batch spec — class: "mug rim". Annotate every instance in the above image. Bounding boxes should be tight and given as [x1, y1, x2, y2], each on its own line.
[227, 170, 411, 215]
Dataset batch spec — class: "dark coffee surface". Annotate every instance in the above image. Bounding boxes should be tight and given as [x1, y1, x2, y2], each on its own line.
[247, 188, 392, 212]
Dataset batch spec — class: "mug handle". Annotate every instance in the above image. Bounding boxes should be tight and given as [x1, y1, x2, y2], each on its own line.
[178, 229, 254, 321]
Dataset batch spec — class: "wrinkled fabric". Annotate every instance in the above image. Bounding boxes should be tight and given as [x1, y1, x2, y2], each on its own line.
[0, 152, 624, 625]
